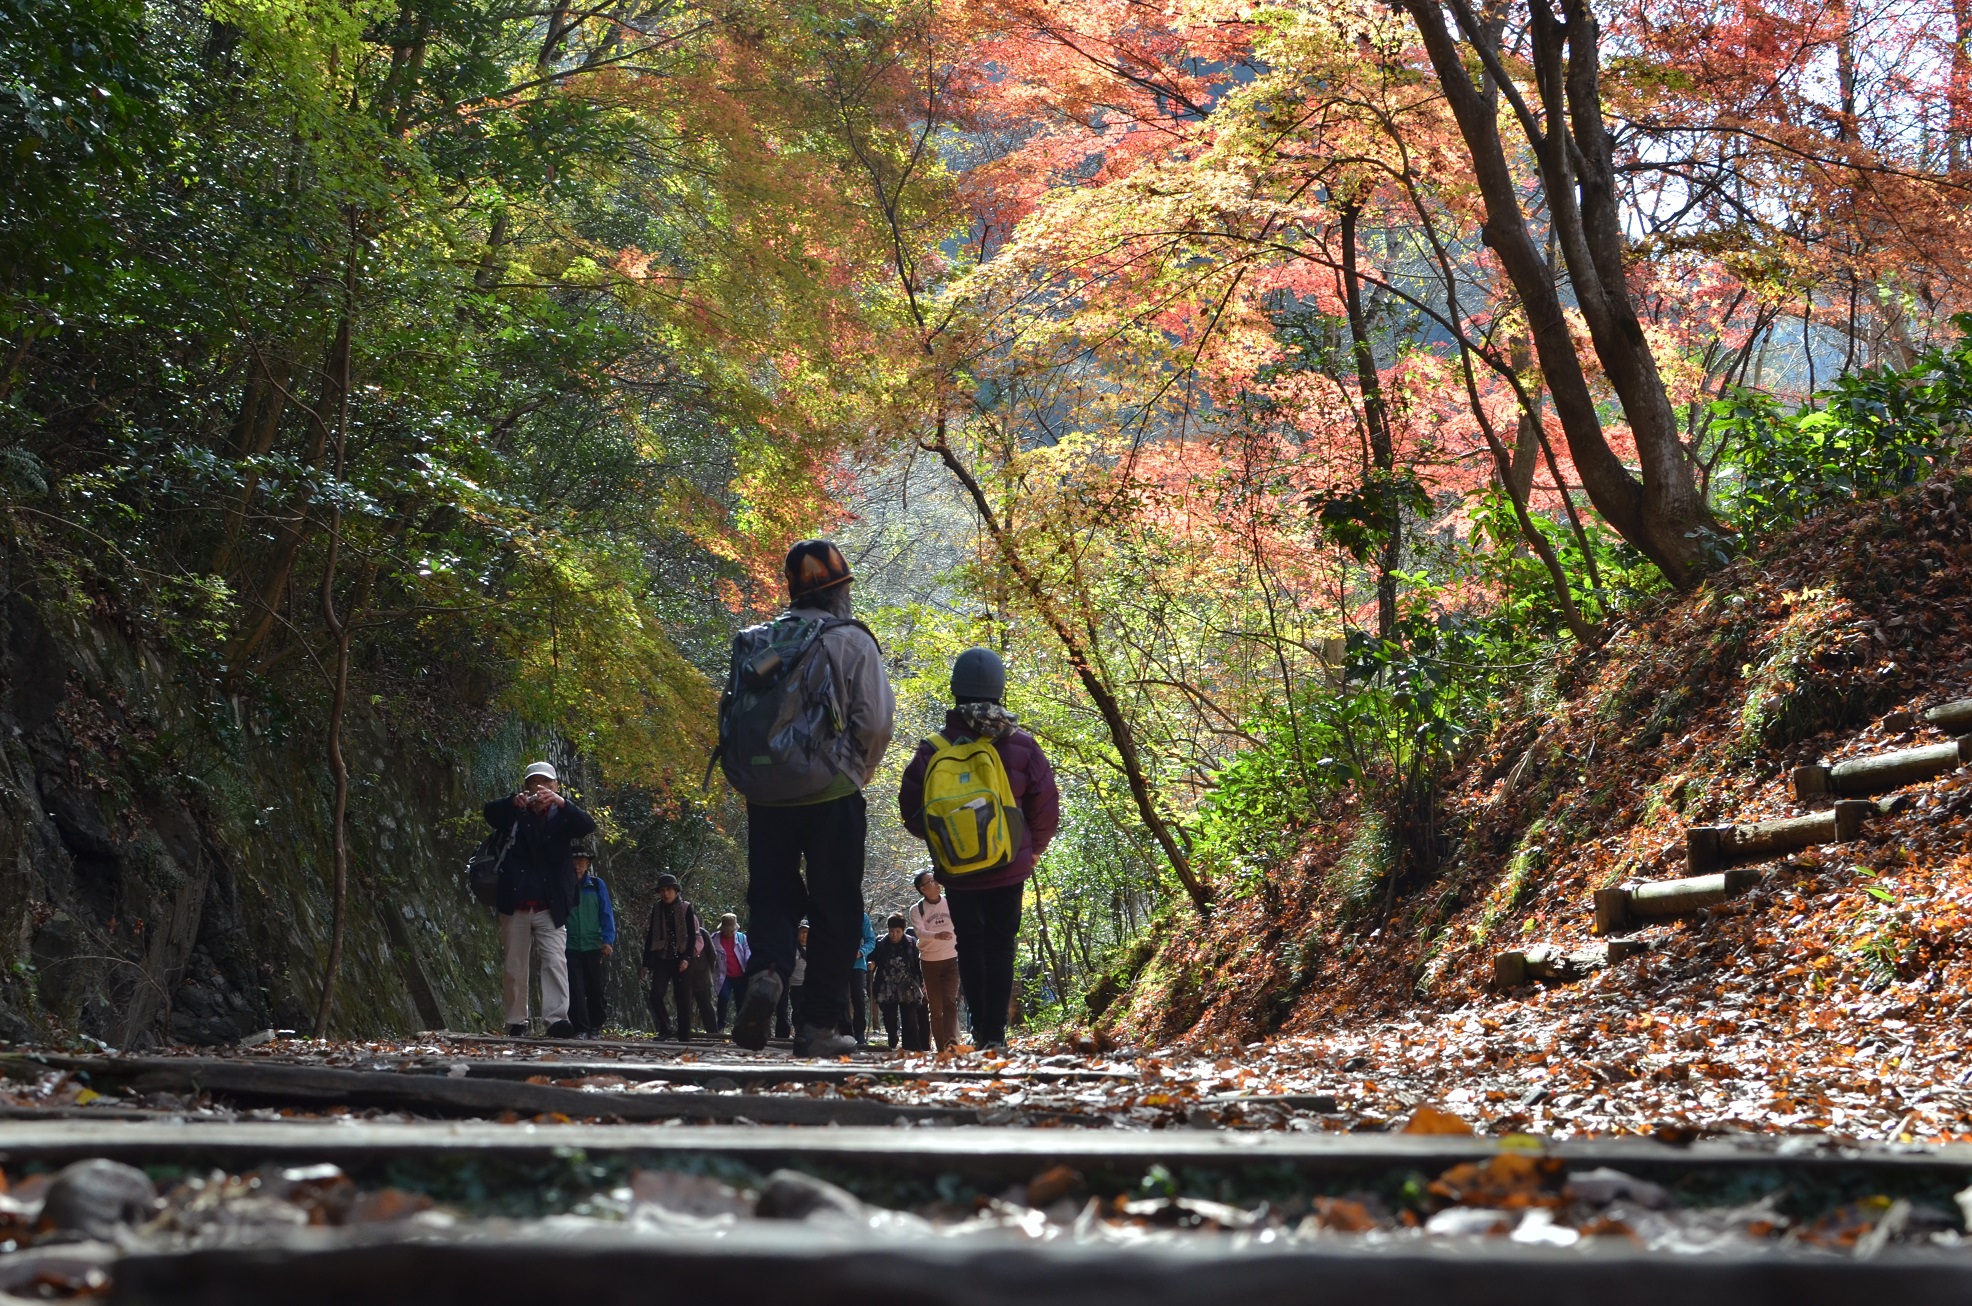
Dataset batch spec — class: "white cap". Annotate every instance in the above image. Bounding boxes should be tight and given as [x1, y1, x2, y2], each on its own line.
[522, 762, 558, 784]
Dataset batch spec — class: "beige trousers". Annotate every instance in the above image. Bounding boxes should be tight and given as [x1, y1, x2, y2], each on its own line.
[921, 955, 961, 1050]
[501, 909, 569, 1027]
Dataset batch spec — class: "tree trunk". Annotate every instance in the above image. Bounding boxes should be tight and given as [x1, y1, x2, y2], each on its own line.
[212, 353, 292, 576]
[313, 551, 354, 1039]
[1953, 0, 1972, 172]
[223, 317, 347, 680]
[1338, 203, 1399, 641]
[1400, 0, 1723, 589]
[1029, 877, 1070, 1010]
[926, 422, 1212, 915]
[828, 37, 1211, 915]
[313, 209, 362, 1038]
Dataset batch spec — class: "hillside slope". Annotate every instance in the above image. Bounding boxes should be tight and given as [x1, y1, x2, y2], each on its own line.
[1100, 470, 1972, 1139]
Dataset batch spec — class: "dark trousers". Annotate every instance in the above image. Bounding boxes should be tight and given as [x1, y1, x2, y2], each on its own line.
[693, 978, 717, 1034]
[566, 949, 607, 1034]
[745, 794, 865, 1031]
[843, 972, 868, 1041]
[881, 1000, 928, 1051]
[716, 976, 742, 1030]
[777, 985, 802, 1038]
[948, 882, 1023, 1047]
[646, 965, 693, 1038]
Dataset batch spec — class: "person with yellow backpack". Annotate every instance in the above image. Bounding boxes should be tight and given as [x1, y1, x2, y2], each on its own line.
[898, 647, 1060, 1053]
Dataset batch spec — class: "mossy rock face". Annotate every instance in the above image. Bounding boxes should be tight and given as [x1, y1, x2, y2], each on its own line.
[1085, 935, 1158, 1021]
[0, 595, 524, 1045]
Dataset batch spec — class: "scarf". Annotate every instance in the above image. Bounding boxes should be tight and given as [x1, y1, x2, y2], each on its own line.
[956, 701, 1018, 740]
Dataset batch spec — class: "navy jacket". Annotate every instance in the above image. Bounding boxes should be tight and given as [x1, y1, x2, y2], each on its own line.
[482, 796, 596, 926]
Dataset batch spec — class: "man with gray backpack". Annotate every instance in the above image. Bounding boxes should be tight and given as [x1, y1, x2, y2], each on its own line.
[712, 540, 894, 1056]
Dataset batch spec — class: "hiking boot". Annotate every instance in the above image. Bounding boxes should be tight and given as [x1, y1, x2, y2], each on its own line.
[731, 970, 784, 1051]
[792, 1024, 857, 1057]
[545, 1019, 575, 1038]
[506, 1023, 527, 1037]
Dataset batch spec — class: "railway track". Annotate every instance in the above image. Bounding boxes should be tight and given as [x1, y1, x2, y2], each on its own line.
[0, 1047, 1969, 1303]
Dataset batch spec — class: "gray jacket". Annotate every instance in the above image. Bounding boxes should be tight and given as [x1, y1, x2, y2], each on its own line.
[791, 604, 895, 788]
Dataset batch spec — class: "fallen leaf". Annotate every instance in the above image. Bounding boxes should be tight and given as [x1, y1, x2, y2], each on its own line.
[1401, 1104, 1474, 1135]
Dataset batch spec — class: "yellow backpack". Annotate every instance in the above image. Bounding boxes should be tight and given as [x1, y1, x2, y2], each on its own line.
[918, 733, 1023, 876]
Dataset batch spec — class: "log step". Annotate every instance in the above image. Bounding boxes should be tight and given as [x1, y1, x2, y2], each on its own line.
[1593, 869, 1763, 935]
[1793, 736, 1972, 800]
[1493, 939, 1654, 988]
[1685, 799, 1885, 874]
[1927, 698, 1972, 733]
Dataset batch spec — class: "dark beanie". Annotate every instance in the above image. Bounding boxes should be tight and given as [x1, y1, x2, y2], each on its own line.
[656, 873, 679, 891]
[951, 646, 1005, 702]
[784, 540, 853, 600]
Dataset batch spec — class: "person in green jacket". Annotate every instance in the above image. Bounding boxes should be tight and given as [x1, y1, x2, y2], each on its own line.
[563, 847, 616, 1037]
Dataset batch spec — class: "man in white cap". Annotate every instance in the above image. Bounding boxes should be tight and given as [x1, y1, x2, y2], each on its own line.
[482, 761, 596, 1037]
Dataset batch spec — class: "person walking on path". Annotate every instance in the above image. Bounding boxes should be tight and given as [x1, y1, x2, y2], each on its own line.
[716, 540, 894, 1058]
[713, 914, 749, 1031]
[688, 920, 721, 1034]
[898, 648, 1060, 1053]
[564, 847, 616, 1037]
[642, 874, 704, 1039]
[908, 871, 961, 1051]
[868, 914, 928, 1051]
[844, 912, 876, 1044]
[483, 762, 595, 1038]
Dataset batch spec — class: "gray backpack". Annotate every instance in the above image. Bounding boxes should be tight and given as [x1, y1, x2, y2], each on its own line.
[711, 613, 876, 803]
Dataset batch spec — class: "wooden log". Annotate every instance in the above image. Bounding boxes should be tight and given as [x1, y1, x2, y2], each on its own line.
[1596, 870, 1762, 934]
[1594, 887, 1631, 936]
[1629, 868, 1764, 917]
[1926, 699, 1972, 733]
[1494, 943, 1633, 987]
[0, 1055, 983, 1128]
[1523, 944, 1593, 980]
[1686, 801, 1874, 873]
[1792, 737, 1972, 800]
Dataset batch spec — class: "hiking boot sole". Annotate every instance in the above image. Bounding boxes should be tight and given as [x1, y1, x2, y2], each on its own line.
[731, 975, 781, 1051]
[792, 1024, 858, 1057]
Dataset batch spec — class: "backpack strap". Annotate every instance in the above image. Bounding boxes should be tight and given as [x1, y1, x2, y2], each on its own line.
[819, 616, 883, 655]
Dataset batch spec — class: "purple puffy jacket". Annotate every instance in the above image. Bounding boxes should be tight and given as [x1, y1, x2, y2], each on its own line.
[898, 710, 1061, 892]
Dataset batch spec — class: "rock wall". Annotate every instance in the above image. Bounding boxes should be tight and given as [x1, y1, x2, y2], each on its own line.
[0, 593, 523, 1047]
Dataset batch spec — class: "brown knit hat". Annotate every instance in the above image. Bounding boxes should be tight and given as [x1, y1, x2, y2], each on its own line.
[784, 540, 853, 600]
